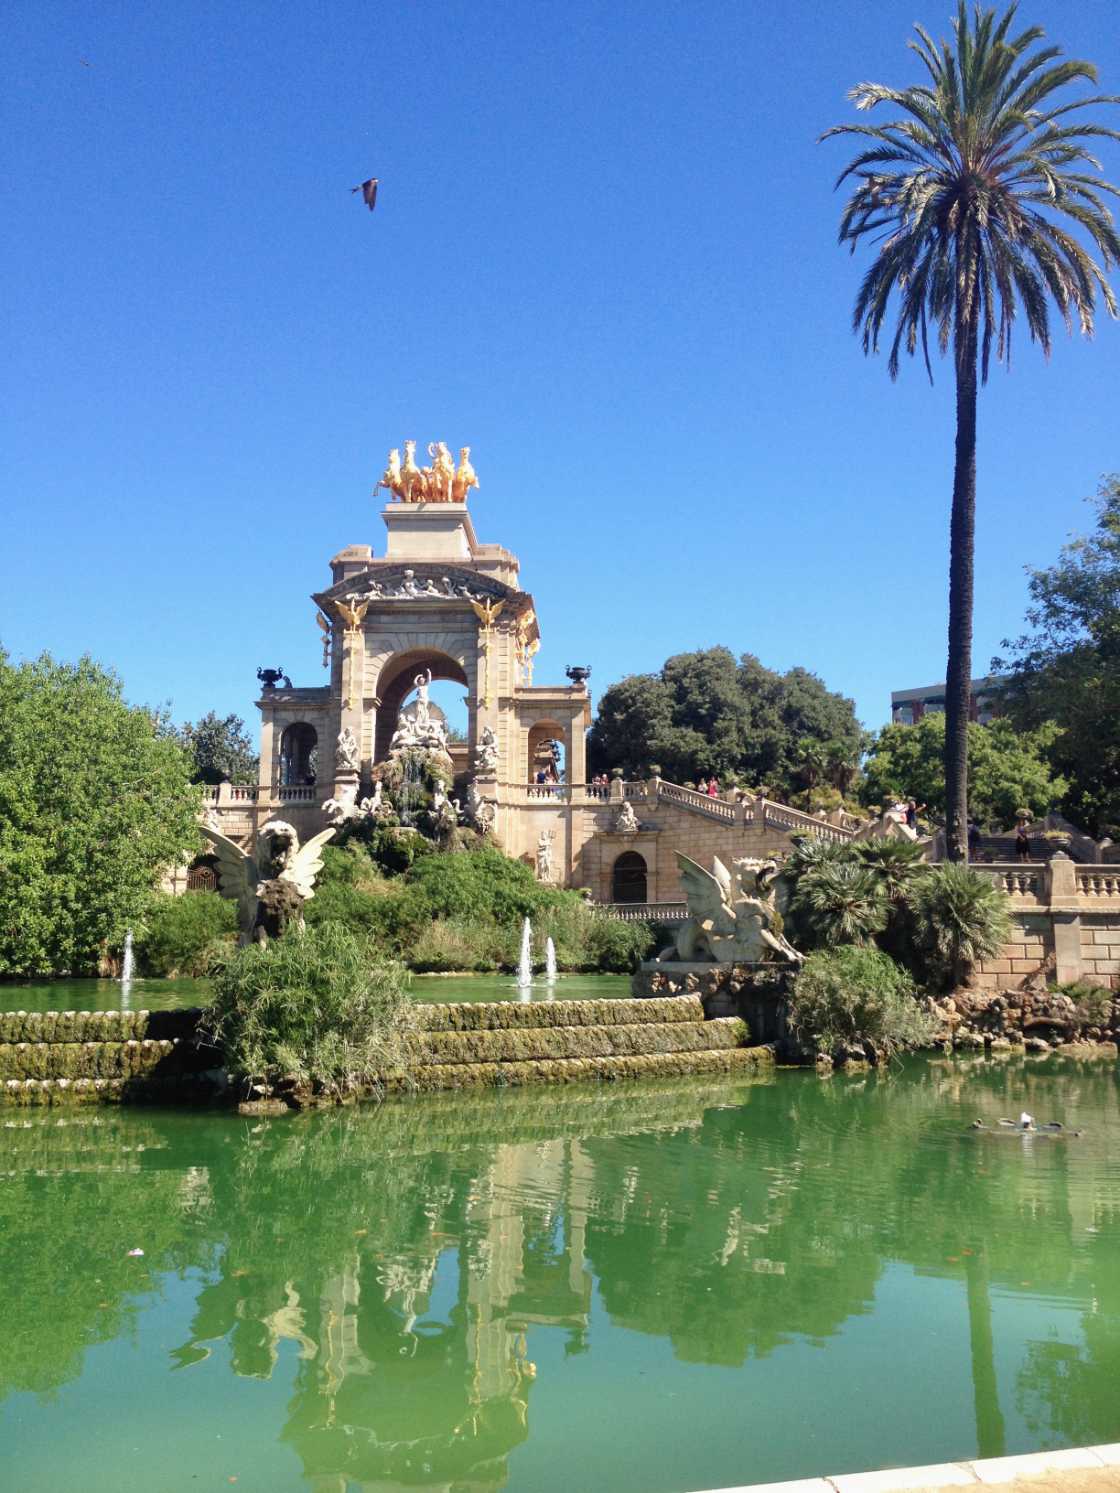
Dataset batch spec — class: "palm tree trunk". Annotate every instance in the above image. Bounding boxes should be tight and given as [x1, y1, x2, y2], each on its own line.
[945, 308, 978, 862]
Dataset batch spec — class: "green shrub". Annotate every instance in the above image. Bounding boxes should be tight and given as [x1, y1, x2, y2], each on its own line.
[909, 863, 1012, 993]
[201, 923, 415, 1098]
[1053, 979, 1114, 1028]
[302, 842, 646, 975]
[136, 891, 237, 976]
[580, 915, 654, 972]
[789, 945, 937, 1056]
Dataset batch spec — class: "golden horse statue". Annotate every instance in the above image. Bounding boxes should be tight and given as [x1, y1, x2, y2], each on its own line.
[426, 441, 456, 503]
[452, 446, 479, 503]
[400, 440, 423, 502]
[378, 448, 404, 501]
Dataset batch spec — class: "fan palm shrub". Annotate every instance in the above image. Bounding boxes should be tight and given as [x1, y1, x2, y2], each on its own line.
[823, 4, 1120, 860]
[910, 862, 1012, 990]
[790, 861, 889, 948]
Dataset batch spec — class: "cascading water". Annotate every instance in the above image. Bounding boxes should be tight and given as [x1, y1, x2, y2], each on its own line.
[397, 753, 422, 827]
[516, 917, 533, 992]
[545, 937, 557, 982]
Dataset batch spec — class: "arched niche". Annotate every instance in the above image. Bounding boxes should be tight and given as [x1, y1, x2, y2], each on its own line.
[611, 850, 647, 903]
[373, 649, 470, 765]
[526, 720, 566, 785]
[279, 722, 319, 785]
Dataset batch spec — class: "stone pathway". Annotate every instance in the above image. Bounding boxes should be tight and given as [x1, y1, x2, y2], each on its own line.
[702, 1446, 1120, 1493]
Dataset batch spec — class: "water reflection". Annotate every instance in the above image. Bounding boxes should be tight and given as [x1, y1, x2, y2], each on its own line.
[2, 1059, 1119, 1491]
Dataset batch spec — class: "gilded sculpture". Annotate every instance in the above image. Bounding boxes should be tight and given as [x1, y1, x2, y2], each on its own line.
[377, 440, 480, 504]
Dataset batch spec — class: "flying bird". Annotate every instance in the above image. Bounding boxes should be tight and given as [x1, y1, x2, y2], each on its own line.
[351, 177, 379, 211]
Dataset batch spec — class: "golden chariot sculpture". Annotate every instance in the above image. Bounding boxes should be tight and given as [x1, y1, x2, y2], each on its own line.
[378, 441, 479, 504]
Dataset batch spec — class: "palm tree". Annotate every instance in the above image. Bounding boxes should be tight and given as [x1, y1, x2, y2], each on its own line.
[823, 4, 1119, 861]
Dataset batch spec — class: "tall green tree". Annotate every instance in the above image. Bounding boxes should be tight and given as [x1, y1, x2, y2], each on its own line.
[859, 711, 1062, 825]
[994, 477, 1120, 834]
[176, 710, 259, 785]
[0, 652, 202, 975]
[587, 647, 862, 796]
[823, 3, 1119, 860]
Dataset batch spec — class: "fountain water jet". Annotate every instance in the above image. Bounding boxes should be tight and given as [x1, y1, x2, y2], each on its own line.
[517, 918, 533, 993]
[545, 937, 557, 982]
[120, 928, 134, 1010]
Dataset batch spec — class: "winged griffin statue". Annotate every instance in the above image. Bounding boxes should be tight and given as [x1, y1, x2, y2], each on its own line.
[661, 852, 802, 965]
[200, 820, 335, 945]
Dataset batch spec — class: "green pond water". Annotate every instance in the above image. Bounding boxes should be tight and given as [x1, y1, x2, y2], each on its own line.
[0, 972, 632, 1013]
[2, 1058, 1119, 1493]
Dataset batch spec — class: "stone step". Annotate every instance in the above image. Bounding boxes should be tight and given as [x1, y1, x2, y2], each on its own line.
[0, 1009, 202, 1044]
[0, 1038, 210, 1081]
[414, 994, 703, 1032]
[412, 1017, 747, 1067]
[405, 1045, 774, 1092]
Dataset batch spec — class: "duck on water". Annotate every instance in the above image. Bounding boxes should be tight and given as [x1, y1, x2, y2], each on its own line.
[970, 1112, 1084, 1136]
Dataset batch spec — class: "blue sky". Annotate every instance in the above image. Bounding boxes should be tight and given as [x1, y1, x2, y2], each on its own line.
[5, 0, 1119, 743]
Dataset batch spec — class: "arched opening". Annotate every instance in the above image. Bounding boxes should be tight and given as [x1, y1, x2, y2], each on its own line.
[279, 722, 318, 785]
[527, 721, 566, 790]
[186, 859, 218, 893]
[612, 850, 647, 903]
[374, 650, 470, 764]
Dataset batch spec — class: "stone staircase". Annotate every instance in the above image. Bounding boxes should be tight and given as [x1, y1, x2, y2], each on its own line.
[408, 994, 768, 1090]
[0, 996, 771, 1105]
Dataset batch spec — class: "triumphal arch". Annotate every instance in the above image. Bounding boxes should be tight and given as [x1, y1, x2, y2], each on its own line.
[201, 441, 859, 898]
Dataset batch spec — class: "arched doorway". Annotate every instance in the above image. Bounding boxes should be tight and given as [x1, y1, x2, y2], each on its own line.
[373, 650, 470, 764]
[612, 850, 647, 903]
[279, 723, 318, 785]
[527, 721, 566, 788]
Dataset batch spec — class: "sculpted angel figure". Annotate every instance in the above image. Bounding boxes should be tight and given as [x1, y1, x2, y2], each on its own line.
[200, 819, 335, 944]
[474, 724, 499, 773]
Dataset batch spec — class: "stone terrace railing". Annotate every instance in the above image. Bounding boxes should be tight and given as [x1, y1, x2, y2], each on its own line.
[599, 901, 689, 924]
[753, 798, 856, 844]
[1077, 866, 1120, 902]
[656, 780, 737, 823]
[975, 863, 1047, 904]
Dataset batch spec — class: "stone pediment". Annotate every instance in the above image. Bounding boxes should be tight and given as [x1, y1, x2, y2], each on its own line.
[314, 564, 536, 640]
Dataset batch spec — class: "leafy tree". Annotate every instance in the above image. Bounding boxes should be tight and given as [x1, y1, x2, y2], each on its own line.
[0, 651, 202, 975]
[176, 710, 259, 785]
[587, 647, 862, 797]
[824, 4, 1120, 860]
[994, 478, 1120, 834]
[859, 713, 1062, 827]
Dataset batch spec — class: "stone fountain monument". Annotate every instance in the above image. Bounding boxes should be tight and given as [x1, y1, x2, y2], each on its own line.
[632, 852, 803, 1041]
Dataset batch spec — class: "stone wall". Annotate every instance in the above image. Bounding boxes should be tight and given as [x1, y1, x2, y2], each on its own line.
[973, 858, 1120, 990]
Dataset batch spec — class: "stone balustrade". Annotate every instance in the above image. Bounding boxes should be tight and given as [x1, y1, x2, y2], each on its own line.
[599, 902, 689, 924]
[973, 856, 1120, 989]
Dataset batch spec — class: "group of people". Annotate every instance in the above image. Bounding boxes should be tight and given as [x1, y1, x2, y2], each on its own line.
[685, 776, 721, 797]
[589, 773, 611, 788]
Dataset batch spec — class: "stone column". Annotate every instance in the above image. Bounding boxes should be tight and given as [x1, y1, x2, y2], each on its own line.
[1046, 852, 1083, 984]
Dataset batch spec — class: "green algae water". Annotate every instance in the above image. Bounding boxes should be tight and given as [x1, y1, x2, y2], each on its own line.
[2, 1058, 1119, 1493]
[0, 972, 631, 1013]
